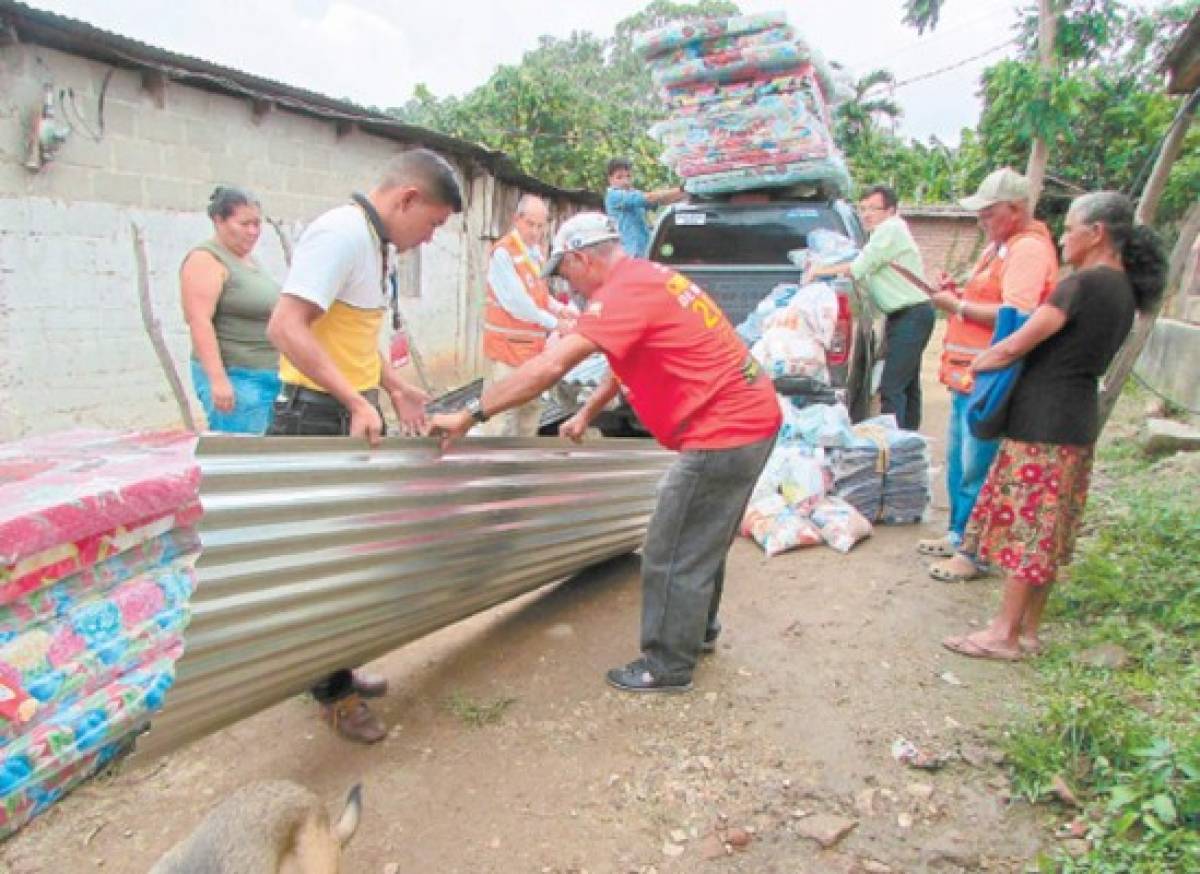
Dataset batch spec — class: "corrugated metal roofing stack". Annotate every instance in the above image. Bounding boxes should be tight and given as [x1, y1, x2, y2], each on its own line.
[0, 431, 200, 837]
[635, 11, 852, 197]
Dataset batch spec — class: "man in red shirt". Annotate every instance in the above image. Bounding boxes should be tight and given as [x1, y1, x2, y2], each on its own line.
[433, 213, 780, 693]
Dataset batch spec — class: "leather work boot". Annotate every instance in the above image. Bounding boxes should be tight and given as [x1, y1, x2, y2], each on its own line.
[351, 670, 388, 699]
[321, 694, 387, 744]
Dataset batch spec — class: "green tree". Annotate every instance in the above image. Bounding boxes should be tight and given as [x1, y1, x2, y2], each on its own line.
[972, 0, 1198, 231]
[835, 68, 901, 150]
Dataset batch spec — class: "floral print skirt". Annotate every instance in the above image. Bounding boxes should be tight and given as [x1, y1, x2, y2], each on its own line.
[962, 440, 1094, 587]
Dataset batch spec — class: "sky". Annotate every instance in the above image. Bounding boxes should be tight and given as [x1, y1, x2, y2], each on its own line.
[26, 0, 1031, 145]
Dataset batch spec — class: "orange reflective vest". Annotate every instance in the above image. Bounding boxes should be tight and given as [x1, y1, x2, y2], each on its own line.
[483, 230, 553, 367]
[939, 222, 1057, 394]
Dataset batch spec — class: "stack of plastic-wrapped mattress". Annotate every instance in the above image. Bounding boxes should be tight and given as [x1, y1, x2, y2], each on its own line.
[0, 430, 200, 837]
[635, 11, 852, 197]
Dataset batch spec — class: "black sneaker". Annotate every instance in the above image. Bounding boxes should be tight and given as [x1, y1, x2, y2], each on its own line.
[605, 659, 692, 694]
[699, 628, 721, 654]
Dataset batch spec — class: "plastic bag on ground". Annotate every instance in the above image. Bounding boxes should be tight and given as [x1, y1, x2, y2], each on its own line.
[811, 496, 873, 553]
[742, 495, 823, 556]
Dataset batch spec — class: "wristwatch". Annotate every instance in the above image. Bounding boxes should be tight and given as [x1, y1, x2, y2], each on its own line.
[464, 397, 489, 424]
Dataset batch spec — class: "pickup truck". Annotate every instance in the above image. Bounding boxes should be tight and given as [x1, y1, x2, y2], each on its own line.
[573, 195, 879, 437]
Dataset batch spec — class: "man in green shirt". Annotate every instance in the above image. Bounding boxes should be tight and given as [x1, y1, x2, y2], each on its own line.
[807, 185, 935, 429]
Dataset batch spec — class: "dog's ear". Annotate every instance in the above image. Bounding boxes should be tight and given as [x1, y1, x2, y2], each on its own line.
[334, 783, 362, 847]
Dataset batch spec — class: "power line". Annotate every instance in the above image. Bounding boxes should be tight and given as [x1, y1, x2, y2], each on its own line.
[893, 38, 1019, 89]
[843, 0, 1014, 69]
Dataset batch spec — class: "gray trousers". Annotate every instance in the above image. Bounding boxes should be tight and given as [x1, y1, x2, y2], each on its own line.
[640, 434, 775, 679]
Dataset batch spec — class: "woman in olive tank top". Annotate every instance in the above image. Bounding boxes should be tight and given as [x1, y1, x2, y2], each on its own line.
[181, 187, 281, 433]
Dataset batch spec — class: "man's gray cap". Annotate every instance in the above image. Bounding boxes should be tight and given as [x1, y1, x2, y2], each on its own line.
[959, 167, 1031, 211]
[542, 212, 622, 277]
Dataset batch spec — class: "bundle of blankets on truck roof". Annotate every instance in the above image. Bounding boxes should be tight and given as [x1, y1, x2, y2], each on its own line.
[0, 431, 200, 837]
[635, 11, 852, 197]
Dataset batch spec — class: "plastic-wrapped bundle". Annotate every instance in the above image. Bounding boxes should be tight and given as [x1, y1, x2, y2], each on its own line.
[649, 24, 797, 66]
[0, 557, 195, 745]
[807, 228, 860, 266]
[829, 417, 932, 524]
[810, 496, 873, 553]
[0, 658, 177, 834]
[0, 430, 200, 837]
[779, 402, 857, 448]
[654, 104, 833, 167]
[750, 445, 828, 508]
[683, 156, 853, 196]
[749, 282, 837, 382]
[652, 40, 813, 90]
[664, 71, 825, 118]
[736, 282, 802, 346]
[741, 494, 824, 557]
[633, 11, 787, 58]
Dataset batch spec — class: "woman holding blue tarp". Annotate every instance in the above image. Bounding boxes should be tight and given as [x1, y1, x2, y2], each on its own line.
[942, 191, 1166, 662]
[181, 186, 281, 434]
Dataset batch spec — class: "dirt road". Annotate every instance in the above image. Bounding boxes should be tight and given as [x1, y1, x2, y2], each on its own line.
[4, 330, 1050, 873]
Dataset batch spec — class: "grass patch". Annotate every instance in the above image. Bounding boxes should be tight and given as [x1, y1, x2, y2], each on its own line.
[443, 690, 517, 728]
[1003, 427, 1200, 871]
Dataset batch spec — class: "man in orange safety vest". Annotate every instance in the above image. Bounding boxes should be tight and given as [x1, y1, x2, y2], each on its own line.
[482, 194, 576, 436]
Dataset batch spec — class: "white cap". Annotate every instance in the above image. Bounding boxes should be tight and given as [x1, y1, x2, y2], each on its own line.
[959, 167, 1031, 211]
[542, 212, 621, 277]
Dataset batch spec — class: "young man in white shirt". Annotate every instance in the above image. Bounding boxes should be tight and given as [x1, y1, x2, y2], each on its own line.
[266, 148, 463, 743]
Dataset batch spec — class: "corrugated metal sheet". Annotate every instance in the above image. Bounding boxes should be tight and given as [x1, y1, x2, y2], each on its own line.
[139, 435, 671, 757]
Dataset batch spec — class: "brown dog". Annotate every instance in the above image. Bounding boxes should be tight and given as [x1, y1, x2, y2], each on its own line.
[148, 780, 361, 874]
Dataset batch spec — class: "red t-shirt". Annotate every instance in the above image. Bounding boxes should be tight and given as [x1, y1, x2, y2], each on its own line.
[576, 258, 781, 451]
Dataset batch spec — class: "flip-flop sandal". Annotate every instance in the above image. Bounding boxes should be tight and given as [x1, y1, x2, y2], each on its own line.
[1019, 637, 1044, 656]
[917, 538, 957, 557]
[942, 635, 1023, 662]
[929, 558, 983, 582]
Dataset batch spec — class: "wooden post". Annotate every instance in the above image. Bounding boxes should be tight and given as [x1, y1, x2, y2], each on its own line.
[131, 222, 197, 431]
[1025, 0, 1056, 208]
[1135, 89, 1199, 227]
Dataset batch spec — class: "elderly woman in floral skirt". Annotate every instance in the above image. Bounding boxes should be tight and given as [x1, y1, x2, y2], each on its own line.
[943, 191, 1166, 661]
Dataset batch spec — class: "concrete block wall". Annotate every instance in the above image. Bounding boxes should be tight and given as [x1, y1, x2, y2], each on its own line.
[905, 213, 982, 282]
[0, 41, 569, 440]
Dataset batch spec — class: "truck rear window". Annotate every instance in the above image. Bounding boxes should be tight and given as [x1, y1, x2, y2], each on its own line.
[652, 205, 849, 266]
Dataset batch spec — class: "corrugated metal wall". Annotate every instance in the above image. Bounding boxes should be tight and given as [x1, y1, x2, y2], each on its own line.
[139, 435, 672, 757]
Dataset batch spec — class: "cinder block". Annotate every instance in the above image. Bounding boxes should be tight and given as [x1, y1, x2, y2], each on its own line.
[247, 159, 286, 192]
[112, 136, 164, 175]
[98, 98, 137, 137]
[266, 139, 304, 169]
[168, 86, 213, 120]
[144, 175, 200, 212]
[59, 134, 113, 170]
[161, 143, 212, 180]
[136, 110, 187, 144]
[26, 161, 95, 201]
[186, 118, 229, 152]
[92, 170, 146, 206]
[300, 147, 332, 172]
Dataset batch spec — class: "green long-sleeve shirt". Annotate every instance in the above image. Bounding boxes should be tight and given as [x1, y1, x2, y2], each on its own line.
[848, 215, 928, 314]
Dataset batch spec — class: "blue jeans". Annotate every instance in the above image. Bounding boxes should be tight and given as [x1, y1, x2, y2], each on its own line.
[190, 360, 281, 434]
[945, 390, 999, 544]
